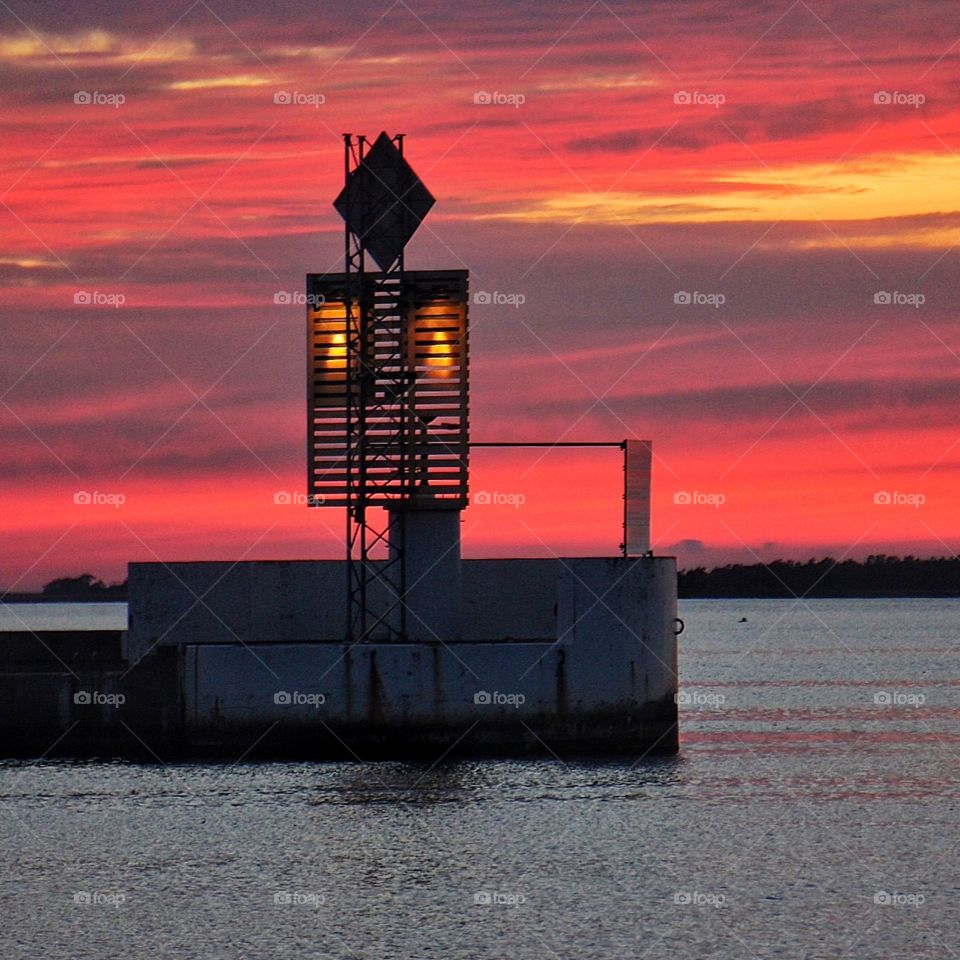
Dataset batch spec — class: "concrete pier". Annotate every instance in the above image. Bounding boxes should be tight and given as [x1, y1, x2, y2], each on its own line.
[0, 557, 679, 760]
[133, 555, 677, 758]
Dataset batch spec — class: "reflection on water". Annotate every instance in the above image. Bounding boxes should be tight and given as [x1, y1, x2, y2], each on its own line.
[1, 599, 958, 959]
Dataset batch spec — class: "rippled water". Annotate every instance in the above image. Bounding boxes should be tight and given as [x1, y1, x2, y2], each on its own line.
[2, 598, 958, 959]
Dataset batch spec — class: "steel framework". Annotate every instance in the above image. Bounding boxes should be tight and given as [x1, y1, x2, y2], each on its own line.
[307, 134, 468, 642]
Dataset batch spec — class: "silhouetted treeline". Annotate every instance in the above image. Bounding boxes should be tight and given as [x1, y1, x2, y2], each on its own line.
[679, 555, 960, 598]
[2, 574, 128, 603]
[4, 558, 960, 602]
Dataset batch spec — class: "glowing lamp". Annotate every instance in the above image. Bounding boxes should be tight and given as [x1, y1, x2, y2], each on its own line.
[405, 300, 466, 381]
[309, 298, 360, 407]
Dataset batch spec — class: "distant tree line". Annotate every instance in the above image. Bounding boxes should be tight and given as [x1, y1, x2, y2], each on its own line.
[1, 574, 128, 603]
[3, 557, 960, 601]
[679, 555, 960, 598]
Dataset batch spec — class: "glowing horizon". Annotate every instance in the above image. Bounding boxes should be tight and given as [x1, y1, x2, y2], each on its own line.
[1, 0, 959, 588]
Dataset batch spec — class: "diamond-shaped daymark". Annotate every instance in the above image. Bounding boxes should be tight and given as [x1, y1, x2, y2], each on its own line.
[334, 132, 435, 271]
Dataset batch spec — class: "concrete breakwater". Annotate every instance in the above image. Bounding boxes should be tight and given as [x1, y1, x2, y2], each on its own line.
[0, 557, 678, 760]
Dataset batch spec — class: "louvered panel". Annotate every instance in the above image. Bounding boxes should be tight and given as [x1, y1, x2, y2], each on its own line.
[307, 269, 468, 507]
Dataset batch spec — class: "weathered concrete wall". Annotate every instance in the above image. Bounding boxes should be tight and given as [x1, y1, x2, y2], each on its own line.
[169, 556, 678, 756]
[128, 557, 565, 660]
[462, 559, 557, 641]
[126, 560, 348, 662]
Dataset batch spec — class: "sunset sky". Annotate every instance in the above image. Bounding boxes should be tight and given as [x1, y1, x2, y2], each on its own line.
[2, 0, 959, 589]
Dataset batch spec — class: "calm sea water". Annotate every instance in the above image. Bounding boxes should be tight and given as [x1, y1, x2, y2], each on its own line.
[2, 598, 957, 959]
[0, 602, 126, 632]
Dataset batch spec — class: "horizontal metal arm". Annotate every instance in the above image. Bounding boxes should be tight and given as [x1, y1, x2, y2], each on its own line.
[469, 441, 625, 448]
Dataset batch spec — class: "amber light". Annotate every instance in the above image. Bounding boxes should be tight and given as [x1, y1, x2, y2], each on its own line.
[407, 304, 464, 380]
[311, 299, 359, 405]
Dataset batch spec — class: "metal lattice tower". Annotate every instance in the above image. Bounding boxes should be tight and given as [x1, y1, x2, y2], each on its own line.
[307, 133, 469, 642]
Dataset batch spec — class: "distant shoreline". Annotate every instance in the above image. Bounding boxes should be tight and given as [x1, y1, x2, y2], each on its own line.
[5, 555, 960, 602]
[679, 555, 960, 599]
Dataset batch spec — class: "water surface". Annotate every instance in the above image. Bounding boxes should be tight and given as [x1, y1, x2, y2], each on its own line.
[2, 598, 957, 958]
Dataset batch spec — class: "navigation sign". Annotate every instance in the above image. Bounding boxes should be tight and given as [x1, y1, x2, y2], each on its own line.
[333, 132, 435, 271]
